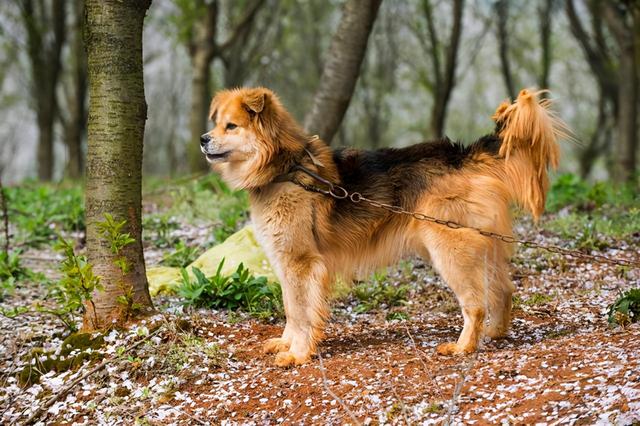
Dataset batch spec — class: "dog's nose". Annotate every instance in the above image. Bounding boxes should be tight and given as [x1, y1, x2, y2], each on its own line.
[200, 134, 211, 147]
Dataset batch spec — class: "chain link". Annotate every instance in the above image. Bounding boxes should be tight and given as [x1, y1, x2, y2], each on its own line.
[291, 167, 640, 269]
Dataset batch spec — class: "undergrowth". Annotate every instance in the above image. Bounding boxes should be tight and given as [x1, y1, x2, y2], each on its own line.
[543, 174, 639, 249]
[177, 259, 282, 319]
[608, 289, 640, 327]
[4, 181, 84, 246]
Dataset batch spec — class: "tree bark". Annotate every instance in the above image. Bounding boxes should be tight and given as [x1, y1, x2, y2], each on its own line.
[424, 0, 465, 138]
[20, 0, 66, 181]
[83, 0, 153, 330]
[495, 0, 516, 100]
[303, 0, 382, 144]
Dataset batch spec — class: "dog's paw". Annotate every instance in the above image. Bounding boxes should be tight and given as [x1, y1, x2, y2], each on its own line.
[263, 338, 291, 354]
[274, 351, 310, 367]
[484, 327, 508, 339]
[436, 342, 475, 356]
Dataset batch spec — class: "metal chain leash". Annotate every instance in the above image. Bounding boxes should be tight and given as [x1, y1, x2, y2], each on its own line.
[290, 165, 640, 270]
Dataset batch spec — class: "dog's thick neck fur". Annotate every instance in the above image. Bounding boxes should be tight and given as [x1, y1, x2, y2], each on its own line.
[247, 107, 339, 194]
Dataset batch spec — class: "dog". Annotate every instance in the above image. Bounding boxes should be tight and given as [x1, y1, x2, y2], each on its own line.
[200, 87, 566, 367]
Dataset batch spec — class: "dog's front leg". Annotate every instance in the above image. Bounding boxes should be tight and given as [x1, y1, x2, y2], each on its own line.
[264, 257, 330, 367]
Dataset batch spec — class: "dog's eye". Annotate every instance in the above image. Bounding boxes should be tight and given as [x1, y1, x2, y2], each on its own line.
[226, 123, 237, 131]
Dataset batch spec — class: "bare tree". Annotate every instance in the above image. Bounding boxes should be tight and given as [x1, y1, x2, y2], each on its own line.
[538, 0, 553, 92]
[303, 0, 382, 144]
[603, 1, 637, 183]
[83, 0, 153, 329]
[18, 0, 66, 181]
[420, 0, 465, 138]
[494, 0, 516, 100]
[566, 0, 638, 182]
[359, 8, 399, 149]
[60, 0, 87, 179]
[178, 0, 265, 173]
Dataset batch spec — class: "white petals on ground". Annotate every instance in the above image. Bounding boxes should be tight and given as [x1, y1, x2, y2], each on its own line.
[1, 223, 639, 424]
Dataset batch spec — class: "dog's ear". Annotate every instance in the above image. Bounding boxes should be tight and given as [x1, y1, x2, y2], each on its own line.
[242, 90, 267, 114]
[208, 94, 220, 123]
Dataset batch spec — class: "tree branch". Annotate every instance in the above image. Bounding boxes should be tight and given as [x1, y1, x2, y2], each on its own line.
[218, 0, 266, 53]
[422, 0, 443, 88]
[565, 0, 618, 101]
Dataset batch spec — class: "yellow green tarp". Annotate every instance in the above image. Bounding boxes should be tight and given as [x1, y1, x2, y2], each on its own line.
[146, 225, 277, 296]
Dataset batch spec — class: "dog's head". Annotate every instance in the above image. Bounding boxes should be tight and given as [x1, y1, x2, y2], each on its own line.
[201, 87, 298, 189]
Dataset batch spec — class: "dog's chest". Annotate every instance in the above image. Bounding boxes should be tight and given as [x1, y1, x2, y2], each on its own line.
[250, 185, 314, 253]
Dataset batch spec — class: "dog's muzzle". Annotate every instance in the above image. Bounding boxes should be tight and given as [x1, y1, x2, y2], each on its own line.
[200, 134, 230, 163]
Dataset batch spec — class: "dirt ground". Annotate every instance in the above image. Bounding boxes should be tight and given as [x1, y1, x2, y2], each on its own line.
[1, 227, 640, 425]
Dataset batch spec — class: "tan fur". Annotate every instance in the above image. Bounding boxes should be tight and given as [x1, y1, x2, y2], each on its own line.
[201, 87, 566, 366]
[492, 89, 569, 219]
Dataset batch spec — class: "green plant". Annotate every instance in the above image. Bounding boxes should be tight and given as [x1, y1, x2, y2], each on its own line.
[143, 214, 180, 248]
[161, 241, 200, 268]
[353, 272, 409, 313]
[5, 182, 84, 246]
[546, 174, 638, 213]
[608, 289, 640, 327]
[97, 213, 136, 255]
[0, 250, 35, 301]
[177, 259, 282, 319]
[97, 214, 143, 317]
[36, 237, 102, 332]
[523, 292, 555, 306]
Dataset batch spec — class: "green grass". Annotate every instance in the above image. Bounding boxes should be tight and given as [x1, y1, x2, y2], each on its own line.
[4, 181, 84, 246]
[542, 174, 639, 248]
[352, 270, 410, 314]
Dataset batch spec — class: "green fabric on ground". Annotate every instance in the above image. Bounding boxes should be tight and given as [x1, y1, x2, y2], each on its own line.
[147, 225, 277, 296]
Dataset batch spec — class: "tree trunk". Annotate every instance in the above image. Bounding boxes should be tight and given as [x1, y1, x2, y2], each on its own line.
[427, 0, 465, 138]
[604, 2, 638, 183]
[538, 0, 553, 92]
[495, 0, 516, 100]
[83, 0, 153, 330]
[64, 0, 87, 179]
[187, 51, 212, 173]
[21, 0, 66, 181]
[304, 0, 382, 144]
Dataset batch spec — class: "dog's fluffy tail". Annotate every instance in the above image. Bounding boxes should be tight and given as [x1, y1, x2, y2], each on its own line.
[492, 89, 569, 220]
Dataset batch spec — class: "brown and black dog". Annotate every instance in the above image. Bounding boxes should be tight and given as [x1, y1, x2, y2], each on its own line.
[200, 87, 567, 367]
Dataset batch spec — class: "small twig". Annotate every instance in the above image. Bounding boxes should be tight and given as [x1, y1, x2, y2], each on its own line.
[404, 323, 444, 400]
[182, 409, 207, 425]
[22, 326, 165, 425]
[0, 176, 9, 256]
[383, 355, 411, 425]
[443, 352, 477, 426]
[317, 352, 361, 426]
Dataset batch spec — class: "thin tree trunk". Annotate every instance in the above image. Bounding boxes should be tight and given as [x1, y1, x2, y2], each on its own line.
[184, 0, 264, 173]
[304, 0, 382, 144]
[579, 89, 609, 178]
[495, 0, 516, 100]
[21, 0, 66, 181]
[83, 0, 153, 330]
[604, 2, 638, 183]
[64, 0, 87, 179]
[427, 0, 465, 138]
[187, 51, 212, 173]
[538, 0, 553, 92]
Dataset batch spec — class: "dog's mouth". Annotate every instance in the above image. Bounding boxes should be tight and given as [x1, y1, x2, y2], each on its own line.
[204, 151, 231, 163]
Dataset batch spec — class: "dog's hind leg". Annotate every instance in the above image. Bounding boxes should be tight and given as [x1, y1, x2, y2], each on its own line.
[265, 255, 331, 367]
[422, 226, 493, 355]
[484, 257, 514, 339]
